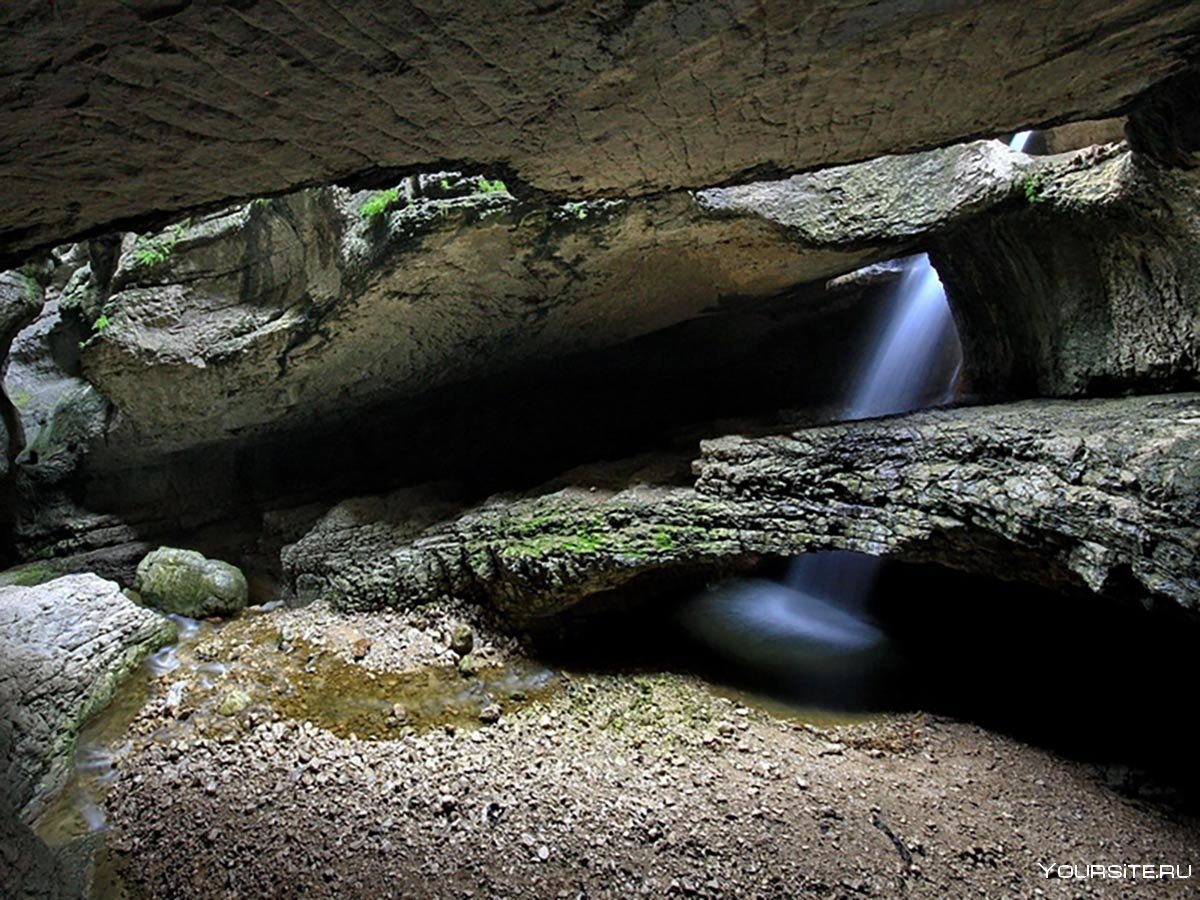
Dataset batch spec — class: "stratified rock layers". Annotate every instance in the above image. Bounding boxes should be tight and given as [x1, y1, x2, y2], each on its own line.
[933, 152, 1200, 397]
[3, 1, 1200, 262]
[283, 394, 1200, 623]
[0, 574, 176, 819]
[70, 140, 1136, 464]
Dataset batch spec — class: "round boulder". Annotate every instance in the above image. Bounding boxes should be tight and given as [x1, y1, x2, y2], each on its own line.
[134, 547, 248, 618]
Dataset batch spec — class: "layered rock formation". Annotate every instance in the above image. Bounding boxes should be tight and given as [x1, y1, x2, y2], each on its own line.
[43, 139, 1111, 465]
[282, 394, 1200, 624]
[932, 149, 1200, 397]
[1, 270, 44, 479]
[75, 176, 892, 460]
[9, 134, 1200, 574]
[0, 574, 176, 819]
[3, 1, 1199, 264]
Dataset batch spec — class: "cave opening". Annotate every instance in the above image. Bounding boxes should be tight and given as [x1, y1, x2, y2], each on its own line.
[6, 85, 1200, 895]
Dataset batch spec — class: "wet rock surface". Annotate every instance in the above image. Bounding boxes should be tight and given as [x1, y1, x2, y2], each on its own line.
[283, 394, 1200, 623]
[3, 1, 1200, 263]
[0, 574, 176, 819]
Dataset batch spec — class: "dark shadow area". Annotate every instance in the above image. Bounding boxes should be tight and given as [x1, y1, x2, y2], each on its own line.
[532, 552, 1200, 813]
[20, 270, 908, 566]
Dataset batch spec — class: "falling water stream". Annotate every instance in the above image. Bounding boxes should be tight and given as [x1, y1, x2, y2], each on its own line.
[33, 132, 1048, 878]
[682, 131, 1036, 706]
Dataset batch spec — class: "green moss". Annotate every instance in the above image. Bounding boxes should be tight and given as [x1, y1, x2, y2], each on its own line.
[11, 391, 32, 411]
[15, 270, 41, 299]
[501, 529, 609, 559]
[0, 561, 66, 587]
[1020, 173, 1046, 204]
[493, 503, 727, 563]
[476, 176, 508, 195]
[360, 188, 400, 219]
[135, 548, 248, 618]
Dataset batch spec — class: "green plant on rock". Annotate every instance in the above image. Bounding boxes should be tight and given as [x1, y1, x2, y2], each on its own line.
[476, 176, 508, 195]
[360, 188, 399, 220]
[78, 312, 112, 349]
[133, 222, 186, 269]
[1021, 173, 1046, 204]
[15, 269, 41, 298]
[563, 201, 588, 221]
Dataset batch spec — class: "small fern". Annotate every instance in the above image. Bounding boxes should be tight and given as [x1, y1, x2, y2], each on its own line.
[133, 222, 187, 269]
[1021, 173, 1046, 204]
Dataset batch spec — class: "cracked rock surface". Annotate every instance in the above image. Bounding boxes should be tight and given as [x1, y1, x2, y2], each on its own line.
[3, 1, 1199, 263]
[283, 394, 1200, 623]
[933, 150, 1200, 397]
[0, 574, 176, 820]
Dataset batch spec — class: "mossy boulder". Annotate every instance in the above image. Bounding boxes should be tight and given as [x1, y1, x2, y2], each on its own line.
[133, 547, 248, 619]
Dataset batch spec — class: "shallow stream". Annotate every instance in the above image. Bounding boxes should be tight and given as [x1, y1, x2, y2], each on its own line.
[32, 608, 560, 848]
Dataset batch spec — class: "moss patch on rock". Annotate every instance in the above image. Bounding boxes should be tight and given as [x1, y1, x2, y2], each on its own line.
[134, 547, 248, 619]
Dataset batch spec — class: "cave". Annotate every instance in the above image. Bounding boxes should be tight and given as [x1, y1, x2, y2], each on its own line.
[3, 5, 1200, 898]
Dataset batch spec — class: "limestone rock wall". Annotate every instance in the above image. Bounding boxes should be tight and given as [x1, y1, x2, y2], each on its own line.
[2, 1, 1198, 264]
[76, 178, 885, 462]
[931, 153, 1200, 397]
[1, 270, 45, 480]
[281, 394, 1200, 625]
[58, 139, 1101, 465]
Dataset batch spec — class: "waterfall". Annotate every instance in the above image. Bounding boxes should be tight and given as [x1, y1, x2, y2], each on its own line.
[844, 130, 1032, 420]
[681, 131, 1035, 703]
